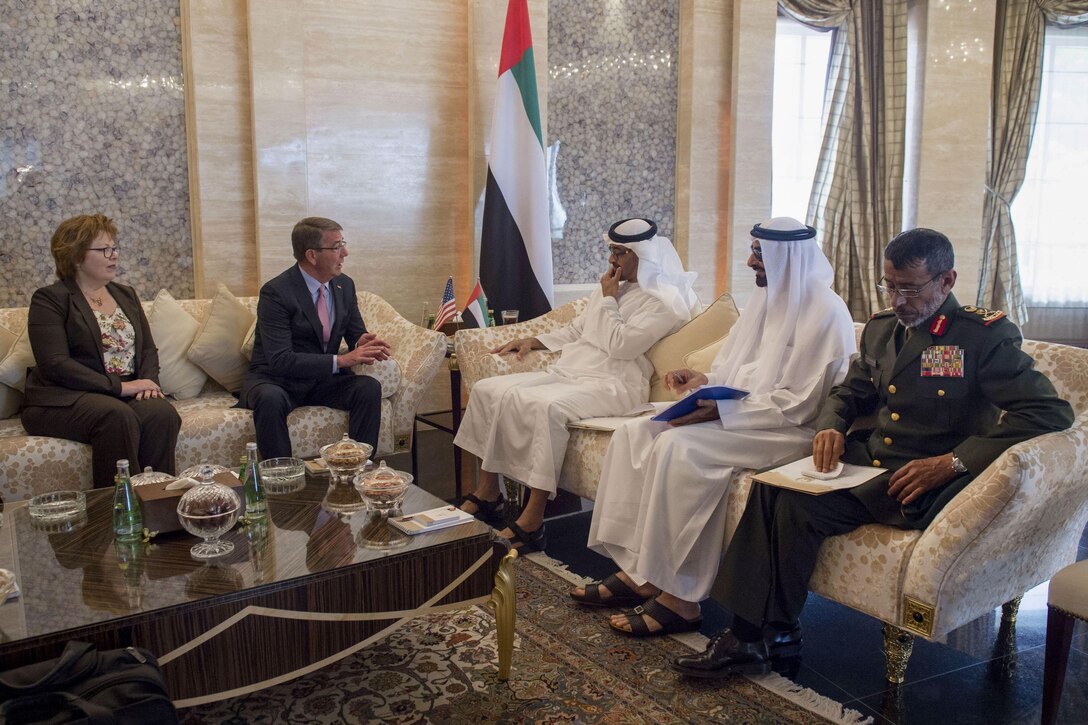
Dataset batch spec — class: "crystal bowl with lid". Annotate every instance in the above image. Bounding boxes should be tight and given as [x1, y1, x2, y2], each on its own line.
[320, 434, 374, 480]
[354, 461, 412, 514]
[176, 465, 241, 559]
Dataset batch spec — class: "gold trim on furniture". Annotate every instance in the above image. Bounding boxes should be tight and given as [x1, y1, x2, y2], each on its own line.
[902, 596, 935, 637]
[487, 549, 518, 681]
[1001, 595, 1023, 624]
[882, 623, 915, 684]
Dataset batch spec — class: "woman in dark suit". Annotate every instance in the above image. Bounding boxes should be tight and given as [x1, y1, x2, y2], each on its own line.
[21, 214, 181, 488]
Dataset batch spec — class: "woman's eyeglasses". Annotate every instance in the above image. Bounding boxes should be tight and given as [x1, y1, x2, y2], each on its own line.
[87, 245, 120, 258]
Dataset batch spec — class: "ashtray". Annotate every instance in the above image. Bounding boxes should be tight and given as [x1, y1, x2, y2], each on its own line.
[258, 457, 306, 494]
[28, 491, 87, 522]
[30, 510, 88, 534]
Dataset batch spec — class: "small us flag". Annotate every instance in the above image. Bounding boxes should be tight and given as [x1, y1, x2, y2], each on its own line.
[432, 276, 457, 330]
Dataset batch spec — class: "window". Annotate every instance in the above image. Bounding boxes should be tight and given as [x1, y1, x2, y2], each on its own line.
[1011, 25, 1088, 307]
[771, 16, 833, 219]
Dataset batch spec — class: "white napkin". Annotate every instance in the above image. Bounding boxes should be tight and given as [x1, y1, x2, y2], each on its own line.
[165, 477, 201, 491]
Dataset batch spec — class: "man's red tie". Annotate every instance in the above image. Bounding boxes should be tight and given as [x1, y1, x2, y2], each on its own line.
[317, 285, 331, 347]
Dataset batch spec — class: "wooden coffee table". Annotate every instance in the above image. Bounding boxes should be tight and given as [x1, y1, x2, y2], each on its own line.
[0, 474, 515, 706]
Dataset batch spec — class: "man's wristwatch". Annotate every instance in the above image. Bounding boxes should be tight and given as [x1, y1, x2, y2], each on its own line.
[951, 453, 968, 474]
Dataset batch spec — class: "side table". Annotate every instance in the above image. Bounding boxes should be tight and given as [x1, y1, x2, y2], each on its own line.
[411, 343, 464, 499]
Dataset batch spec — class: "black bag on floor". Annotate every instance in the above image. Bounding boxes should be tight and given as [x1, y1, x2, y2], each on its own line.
[0, 641, 178, 725]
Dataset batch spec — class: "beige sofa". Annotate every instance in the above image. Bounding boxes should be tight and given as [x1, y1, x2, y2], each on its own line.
[0, 288, 447, 502]
[454, 294, 1088, 682]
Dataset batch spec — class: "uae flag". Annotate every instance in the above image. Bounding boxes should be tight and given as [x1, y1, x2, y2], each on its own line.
[480, 0, 553, 321]
[462, 279, 491, 328]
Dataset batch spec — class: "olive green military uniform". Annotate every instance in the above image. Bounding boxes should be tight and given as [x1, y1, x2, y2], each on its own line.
[715, 293, 1074, 627]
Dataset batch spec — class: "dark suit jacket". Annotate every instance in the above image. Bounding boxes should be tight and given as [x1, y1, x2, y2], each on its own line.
[816, 293, 1074, 528]
[240, 265, 367, 403]
[23, 279, 161, 408]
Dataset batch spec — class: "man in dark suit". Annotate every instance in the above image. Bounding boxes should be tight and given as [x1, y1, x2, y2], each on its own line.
[670, 227, 1074, 678]
[239, 217, 389, 459]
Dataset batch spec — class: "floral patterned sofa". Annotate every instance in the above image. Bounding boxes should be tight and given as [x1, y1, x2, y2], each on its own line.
[0, 290, 447, 502]
[454, 295, 1088, 682]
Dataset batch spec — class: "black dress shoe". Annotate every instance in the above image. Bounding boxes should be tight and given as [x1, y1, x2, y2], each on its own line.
[668, 630, 771, 679]
[765, 623, 803, 659]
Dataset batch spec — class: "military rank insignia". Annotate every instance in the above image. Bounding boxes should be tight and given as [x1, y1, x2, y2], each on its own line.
[962, 305, 1007, 325]
[921, 346, 964, 377]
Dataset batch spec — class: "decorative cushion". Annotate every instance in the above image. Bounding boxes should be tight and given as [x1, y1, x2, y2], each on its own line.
[186, 285, 255, 393]
[0, 324, 34, 393]
[645, 292, 740, 401]
[682, 337, 727, 373]
[0, 312, 24, 419]
[148, 289, 207, 400]
[0, 384, 20, 420]
[0, 323, 14, 361]
[240, 319, 257, 361]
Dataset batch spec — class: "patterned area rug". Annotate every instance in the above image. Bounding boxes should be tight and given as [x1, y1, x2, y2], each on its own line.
[181, 555, 866, 724]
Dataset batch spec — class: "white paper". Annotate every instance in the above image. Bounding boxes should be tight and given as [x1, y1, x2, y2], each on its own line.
[389, 506, 476, 535]
[753, 456, 886, 494]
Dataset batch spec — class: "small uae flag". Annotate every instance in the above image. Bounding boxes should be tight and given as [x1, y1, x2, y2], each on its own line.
[432, 276, 457, 331]
[462, 279, 490, 328]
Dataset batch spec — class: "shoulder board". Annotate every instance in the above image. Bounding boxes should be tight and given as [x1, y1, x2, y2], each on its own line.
[958, 305, 1007, 326]
[870, 307, 896, 320]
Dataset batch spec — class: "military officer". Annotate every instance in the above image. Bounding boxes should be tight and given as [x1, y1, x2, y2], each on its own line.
[671, 227, 1075, 679]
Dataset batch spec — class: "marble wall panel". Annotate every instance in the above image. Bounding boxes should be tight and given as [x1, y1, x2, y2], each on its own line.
[182, 0, 256, 297]
[726, 0, 776, 308]
[245, 0, 473, 322]
[547, 0, 679, 284]
[0, 1, 192, 307]
[677, 0, 733, 304]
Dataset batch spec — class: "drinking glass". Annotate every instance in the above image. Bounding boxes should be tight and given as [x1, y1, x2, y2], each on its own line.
[501, 309, 519, 325]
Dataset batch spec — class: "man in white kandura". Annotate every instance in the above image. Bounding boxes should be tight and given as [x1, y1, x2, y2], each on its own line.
[572, 217, 857, 637]
[455, 218, 701, 552]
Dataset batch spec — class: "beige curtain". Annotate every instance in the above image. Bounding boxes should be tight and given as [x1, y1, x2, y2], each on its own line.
[979, 0, 1088, 324]
[778, 0, 908, 320]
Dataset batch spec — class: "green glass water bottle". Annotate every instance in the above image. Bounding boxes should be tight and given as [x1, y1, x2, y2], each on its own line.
[241, 442, 267, 518]
[113, 459, 142, 542]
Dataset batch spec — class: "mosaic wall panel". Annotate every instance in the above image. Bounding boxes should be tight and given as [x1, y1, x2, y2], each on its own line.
[0, 1, 192, 309]
[548, 0, 678, 284]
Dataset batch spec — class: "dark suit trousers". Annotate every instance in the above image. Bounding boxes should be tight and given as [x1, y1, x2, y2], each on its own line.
[716, 479, 907, 628]
[21, 394, 181, 489]
[246, 374, 382, 459]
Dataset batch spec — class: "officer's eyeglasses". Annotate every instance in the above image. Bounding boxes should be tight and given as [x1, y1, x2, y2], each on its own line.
[876, 274, 941, 299]
[317, 241, 348, 252]
[750, 245, 763, 260]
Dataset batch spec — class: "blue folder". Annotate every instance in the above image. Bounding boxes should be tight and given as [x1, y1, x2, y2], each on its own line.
[651, 385, 750, 422]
